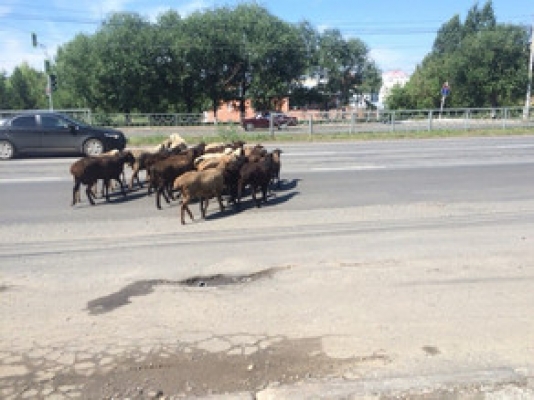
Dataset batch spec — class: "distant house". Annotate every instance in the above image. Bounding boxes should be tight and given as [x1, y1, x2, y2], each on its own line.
[378, 70, 410, 107]
[203, 98, 291, 124]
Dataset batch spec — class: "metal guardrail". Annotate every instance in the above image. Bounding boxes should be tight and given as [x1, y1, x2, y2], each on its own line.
[1, 107, 532, 138]
[93, 107, 534, 136]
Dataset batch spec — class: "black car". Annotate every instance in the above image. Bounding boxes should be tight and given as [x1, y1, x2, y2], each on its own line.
[0, 112, 127, 160]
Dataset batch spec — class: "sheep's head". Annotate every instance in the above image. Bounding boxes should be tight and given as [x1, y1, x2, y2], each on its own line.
[122, 150, 136, 167]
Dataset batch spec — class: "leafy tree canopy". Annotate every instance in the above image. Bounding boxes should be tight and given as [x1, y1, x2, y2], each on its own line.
[3, 2, 380, 113]
[387, 0, 529, 110]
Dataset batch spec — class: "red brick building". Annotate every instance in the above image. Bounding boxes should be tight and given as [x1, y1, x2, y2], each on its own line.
[203, 98, 291, 123]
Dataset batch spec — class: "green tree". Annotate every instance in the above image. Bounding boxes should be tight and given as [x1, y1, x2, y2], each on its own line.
[222, 3, 307, 116]
[0, 71, 12, 109]
[450, 24, 528, 107]
[315, 29, 381, 109]
[91, 13, 156, 113]
[432, 15, 462, 55]
[8, 63, 47, 109]
[387, 0, 528, 109]
[154, 10, 191, 112]
[463, 0, 496, 37]
[55, 34, 98, 109]
[30, 2, 381, 115]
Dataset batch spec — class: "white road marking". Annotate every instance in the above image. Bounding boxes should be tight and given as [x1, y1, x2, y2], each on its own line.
[0, 177, 67, 184]
[312, 165, 386, 171]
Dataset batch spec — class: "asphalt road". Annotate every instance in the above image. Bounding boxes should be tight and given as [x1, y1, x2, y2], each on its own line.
[1, 136, 534, 399]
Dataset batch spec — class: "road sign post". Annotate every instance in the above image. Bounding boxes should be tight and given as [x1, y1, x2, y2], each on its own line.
[439, 82, 450, 119]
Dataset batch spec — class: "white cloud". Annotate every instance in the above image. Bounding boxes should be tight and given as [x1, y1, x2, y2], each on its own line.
[370, 47, 420, 74]
[0, 33, 45, 73]
[177, 0, 211, 16]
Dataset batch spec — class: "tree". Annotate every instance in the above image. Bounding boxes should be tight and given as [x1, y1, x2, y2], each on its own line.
[90, 13, 156, 113]
[314, 29, 381, 109]
[55, 34, 98, 109]
[463, 0, 496, 37]
[12, 3, 381, 114]
[432, 15, 462, 55]
[220, 3, 307, 116]
[450, 24, 528, 107]
[387, 0, 528, 109]
[0, 72, 12, 109]
[8, 63, 47, 110]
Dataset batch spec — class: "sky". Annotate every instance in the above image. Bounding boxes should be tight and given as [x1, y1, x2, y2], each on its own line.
[0, 0, 532, 77]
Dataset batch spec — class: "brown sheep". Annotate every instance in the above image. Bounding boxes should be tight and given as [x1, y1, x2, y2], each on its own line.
[128, 146, 169, 190]
[173, 166, 226, 225]
[237, 152, 274, 208]
[149, 143, 205, 209]
[70, 150, 135, 206]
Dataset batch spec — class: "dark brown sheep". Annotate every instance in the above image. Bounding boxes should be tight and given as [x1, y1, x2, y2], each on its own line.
[70, 150, 135, 206]
[149, 143, 206, 209]
[237, 152, 274, 208]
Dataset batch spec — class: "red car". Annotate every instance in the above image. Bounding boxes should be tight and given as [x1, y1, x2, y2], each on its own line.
[241, 112, 298, 131]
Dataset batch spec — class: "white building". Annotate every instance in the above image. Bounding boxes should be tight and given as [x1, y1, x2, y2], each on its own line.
[378, 70, 410, 107]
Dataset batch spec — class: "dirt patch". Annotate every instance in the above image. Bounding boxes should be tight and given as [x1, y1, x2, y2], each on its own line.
[79, 336, 390, 399]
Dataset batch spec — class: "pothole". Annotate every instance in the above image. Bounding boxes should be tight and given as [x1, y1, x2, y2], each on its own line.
[180, 266, 281, 287]
[86, 266, 287, 315]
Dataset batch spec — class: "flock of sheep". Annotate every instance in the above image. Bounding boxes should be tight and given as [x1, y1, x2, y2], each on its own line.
[69, 134, 283, 224]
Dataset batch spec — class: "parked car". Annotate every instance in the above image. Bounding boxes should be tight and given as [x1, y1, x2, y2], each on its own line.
[241, 112, 298, 131]
[0, 111, 127, 160]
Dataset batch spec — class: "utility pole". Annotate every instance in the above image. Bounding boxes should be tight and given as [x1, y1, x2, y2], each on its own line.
[524, 23, 534, 120]
[31, 33, 54, 111]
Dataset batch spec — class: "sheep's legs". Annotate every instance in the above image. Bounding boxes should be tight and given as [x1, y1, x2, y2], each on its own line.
[261, 184, 268, 204]
[117, 177, 127, 198]
[251, 186, 260, 208]
[180, 201, 194, 225]
[85, 184, 96, 205]
[129, 169, 143, 190]
[216, 195, 224, 213]
[103, 179, 111, 201]
[156, 187, 171, 210]
[72, 181, 81, 206]
[200, 198, 208, 219]
[237, 179, 245, 207]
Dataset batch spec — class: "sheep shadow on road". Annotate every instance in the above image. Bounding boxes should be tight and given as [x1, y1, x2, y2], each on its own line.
[204, 177, 301, 220]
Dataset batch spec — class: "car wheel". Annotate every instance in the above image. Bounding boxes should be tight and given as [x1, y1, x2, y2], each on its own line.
[0, 140, 15, 160]
[83, 138, 104, 156]
[246, 123, 255, 131]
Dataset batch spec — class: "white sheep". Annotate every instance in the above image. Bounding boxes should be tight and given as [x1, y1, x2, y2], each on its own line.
[194, 147, 241, 171]
[161, 133, 187, 151]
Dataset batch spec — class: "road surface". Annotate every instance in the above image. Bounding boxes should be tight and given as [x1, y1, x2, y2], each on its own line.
[1, 136, 534, 399]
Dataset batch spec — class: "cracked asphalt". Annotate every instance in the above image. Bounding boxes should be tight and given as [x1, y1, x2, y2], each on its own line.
[2, 139, 534, 399]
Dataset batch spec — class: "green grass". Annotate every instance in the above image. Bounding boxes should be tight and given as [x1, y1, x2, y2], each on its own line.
[125, 126, 534, 147]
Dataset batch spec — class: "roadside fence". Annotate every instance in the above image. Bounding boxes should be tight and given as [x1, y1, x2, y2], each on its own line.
[1, 107, 532, 138]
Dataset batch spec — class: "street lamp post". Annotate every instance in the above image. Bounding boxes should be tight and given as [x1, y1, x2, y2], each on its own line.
[523, 23, 534, 120]
[31, 33, 54, 110]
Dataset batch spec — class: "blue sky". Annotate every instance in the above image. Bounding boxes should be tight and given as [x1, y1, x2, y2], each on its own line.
[0, 0, 532, 76]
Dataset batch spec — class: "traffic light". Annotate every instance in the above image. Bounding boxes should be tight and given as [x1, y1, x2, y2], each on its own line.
[31, 33, 37, 47]
[44, 60, 50, 73]
[49, 74, 58, 92]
